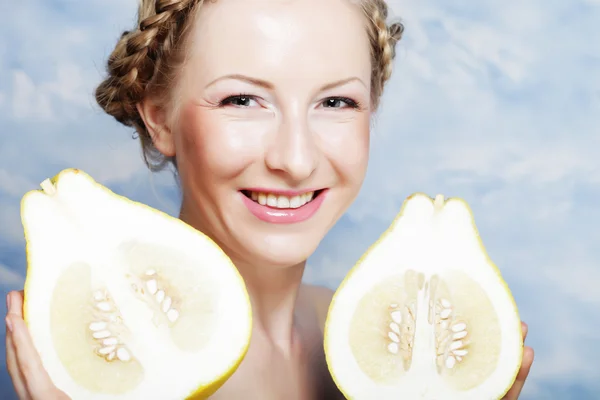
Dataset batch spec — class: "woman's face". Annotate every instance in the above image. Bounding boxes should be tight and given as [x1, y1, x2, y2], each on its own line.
[160, 0, 373, 268]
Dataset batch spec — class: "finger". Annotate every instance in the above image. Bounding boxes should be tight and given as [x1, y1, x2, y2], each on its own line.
[8, 304, 57, 399]
[7, 289, 32, 399]
[503, 321, 531, 400]
[503, 346, 535, 400]
[6, 305, 31, 399]
[11, 290, 24, 317]
[6, 331, 31, 400]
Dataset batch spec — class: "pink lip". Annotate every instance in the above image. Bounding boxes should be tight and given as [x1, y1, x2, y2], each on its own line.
[240, 190, 327, 224]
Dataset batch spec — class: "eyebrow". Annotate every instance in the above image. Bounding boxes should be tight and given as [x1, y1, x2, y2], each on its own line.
[205, 74, 274, 90]
[320, 77, 366, 91]
[205, 74, 366, 91]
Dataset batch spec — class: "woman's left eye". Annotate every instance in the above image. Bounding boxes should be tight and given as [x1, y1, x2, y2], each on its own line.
[321, 97, 359, 109]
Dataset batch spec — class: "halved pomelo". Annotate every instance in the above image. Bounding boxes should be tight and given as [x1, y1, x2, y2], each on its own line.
[21, 169, 252, 399]
[324, 193, 523, 399]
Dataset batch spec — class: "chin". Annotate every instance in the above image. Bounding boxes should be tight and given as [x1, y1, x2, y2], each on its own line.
[220, 189, 339, 268]
[243, 230, 326, 269]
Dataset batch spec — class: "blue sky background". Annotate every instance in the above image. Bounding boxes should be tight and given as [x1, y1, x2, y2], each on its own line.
[1, 0, 599, 398]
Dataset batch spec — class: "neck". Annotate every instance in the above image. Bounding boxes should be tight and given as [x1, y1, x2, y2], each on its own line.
[178, 204, 306, 348]
[233, 257, 306, 344]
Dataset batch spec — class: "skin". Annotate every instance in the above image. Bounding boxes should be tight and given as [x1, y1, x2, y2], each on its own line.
[5, 0, 535, 399]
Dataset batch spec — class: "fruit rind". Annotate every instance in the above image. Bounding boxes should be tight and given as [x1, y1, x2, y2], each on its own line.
[324, 193, 523, 400]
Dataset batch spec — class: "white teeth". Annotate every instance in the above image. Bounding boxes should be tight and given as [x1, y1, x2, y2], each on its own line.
[289, 195, 301, 208]
[277, 196, 290, 208]
[266, 194, 277, 207]
[258, 193, 267, 205]
[248, 191, 318, 209]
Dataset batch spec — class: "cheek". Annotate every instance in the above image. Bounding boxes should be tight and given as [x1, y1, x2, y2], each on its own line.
[175, 104, 268, 181]
[315, 115, 370, 183]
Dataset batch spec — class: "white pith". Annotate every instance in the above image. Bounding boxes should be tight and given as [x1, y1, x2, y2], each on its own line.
[325, 194, 523, 400]
[22, 171, 252, 400]
[248, 190, 315, 209]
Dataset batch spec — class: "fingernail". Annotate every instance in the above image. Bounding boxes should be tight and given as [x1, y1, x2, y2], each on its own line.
[6, 293, 10, 312]
[5, 316, 12, 332]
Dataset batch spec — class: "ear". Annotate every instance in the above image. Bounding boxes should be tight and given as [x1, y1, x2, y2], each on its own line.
[136, 99, 176, 157]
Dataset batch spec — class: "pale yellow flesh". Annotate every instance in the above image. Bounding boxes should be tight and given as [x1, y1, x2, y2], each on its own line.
[324, 194, 523, 400]
[21, 169, 252, 400]
[349, 270, 501, 389]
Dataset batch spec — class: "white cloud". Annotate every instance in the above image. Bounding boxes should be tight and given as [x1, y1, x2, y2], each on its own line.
[0, 262, 24, 288]
[521, 292, 600, 383]
[0, 169, 37, 197]
[543, 261, 600, 306]
[9, 62, 107, 122]
[11, 70, 54, 120]
[0, 202, 24, 246]
[349, 0, 600, 227]
[304, 255, 350, 287]
[41, 62, 91, 109]
[0, 1, 153, 177]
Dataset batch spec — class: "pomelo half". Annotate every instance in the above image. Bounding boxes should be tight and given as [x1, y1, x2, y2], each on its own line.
[324, 193, 523, 399]
[21, 168, 252, 399]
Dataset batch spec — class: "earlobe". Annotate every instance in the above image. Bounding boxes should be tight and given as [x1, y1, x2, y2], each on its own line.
[136, 100, 176, 157]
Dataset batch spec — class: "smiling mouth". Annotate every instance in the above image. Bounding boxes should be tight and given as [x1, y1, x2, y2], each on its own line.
[240, 189, 326, 209]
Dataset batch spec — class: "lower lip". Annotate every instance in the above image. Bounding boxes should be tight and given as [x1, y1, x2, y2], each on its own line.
[240, 191, 327, 224]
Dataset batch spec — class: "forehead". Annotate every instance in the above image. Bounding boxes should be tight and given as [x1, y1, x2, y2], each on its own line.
[186, 0, 372, 87]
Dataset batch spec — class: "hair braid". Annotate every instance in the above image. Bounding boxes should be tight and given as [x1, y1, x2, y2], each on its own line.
[363, 0, 404, 107]
[95, 0, 202, 170]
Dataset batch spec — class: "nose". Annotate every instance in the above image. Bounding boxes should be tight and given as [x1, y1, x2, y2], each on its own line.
[264, 112, 318, 183]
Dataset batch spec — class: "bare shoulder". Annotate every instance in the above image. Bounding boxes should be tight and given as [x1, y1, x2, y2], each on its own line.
[301, 284, 346, 399]
[302, 284, 335, 331]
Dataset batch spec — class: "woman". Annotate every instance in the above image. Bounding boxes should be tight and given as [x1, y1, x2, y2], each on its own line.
[5, 0, 534, 398]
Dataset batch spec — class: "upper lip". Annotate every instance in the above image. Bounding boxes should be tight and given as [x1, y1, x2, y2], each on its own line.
[241, 188, 324, 196]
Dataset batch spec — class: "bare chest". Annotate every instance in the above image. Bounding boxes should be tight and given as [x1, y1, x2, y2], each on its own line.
[209, 341, 340, 400]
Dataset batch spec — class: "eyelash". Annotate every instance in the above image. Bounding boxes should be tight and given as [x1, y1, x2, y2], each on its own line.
[218, 94, 362, 109]
[323, 96, 361, 109]
[218, 94, 255, 107]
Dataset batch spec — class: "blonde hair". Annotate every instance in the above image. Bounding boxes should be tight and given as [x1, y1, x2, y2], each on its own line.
[95, 0, 404, 171]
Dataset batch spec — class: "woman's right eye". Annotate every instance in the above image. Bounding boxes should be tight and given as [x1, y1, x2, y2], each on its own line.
[220, 95, 259, 108]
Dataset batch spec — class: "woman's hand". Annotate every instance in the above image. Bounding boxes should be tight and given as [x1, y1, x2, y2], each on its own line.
[502, 321, 535, 400]
[5, 290, 70, 400]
